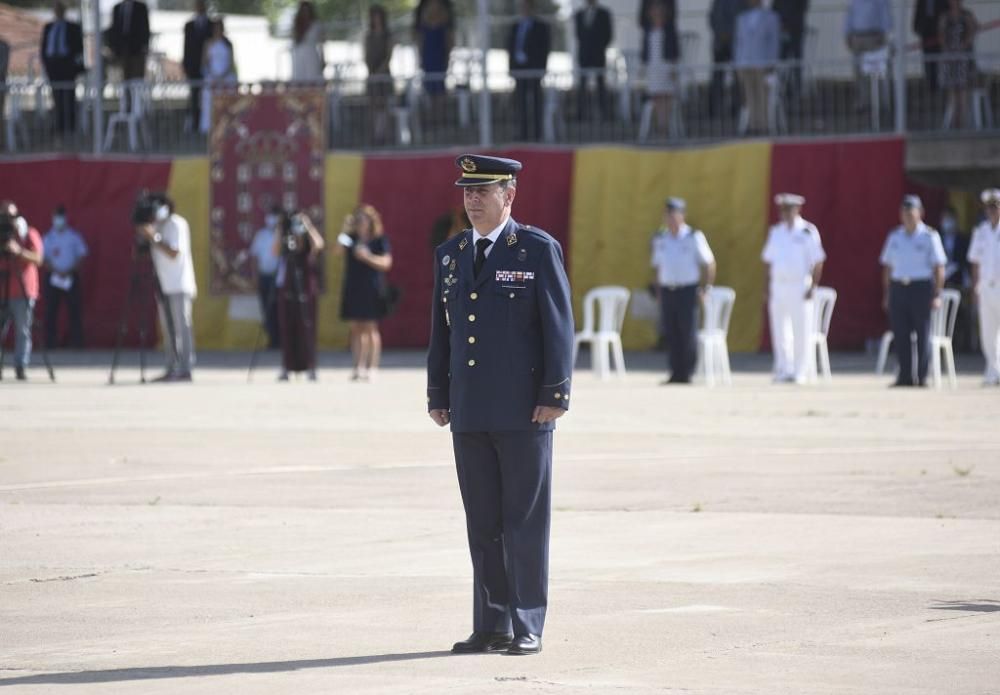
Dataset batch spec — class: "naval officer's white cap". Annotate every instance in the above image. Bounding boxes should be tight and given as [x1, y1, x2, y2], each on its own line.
[981, 188, 1000, 205]
[774, 193, 805, 207]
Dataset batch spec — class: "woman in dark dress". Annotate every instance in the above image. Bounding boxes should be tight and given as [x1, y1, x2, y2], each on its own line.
[338, 204, 393, 381]
[272, 211, 325, 381]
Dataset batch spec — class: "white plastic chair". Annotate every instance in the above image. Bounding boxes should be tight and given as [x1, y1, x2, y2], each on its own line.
[697, 286, 736, 386]
[874, 288, 960, 388]
[638, 94, 685, 141]
[572, 286, 630, 379]
[861, 47, 890, 132]
[542, 84, 566, 143]
[103, 80, 150, 152]
[393, 76, 421, 146]
[806, 287, 837, 383]
[4, 86, 29, 153]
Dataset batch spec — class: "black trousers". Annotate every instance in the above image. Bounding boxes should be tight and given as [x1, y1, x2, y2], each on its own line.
[452, 430, 552, 637]
[44, 275, 84, 348]
[889, 280, 934, 385]
[709, 41, 735, 117]
[257, 273, 280, 349]
[922, 45, 941, 92]
[514, 77, 543, 141]
[49, 71, 78, 134]
[660, 284, 699, 381]
[188, 80, 202, 130]
[576, 67, 606, 120]
[780, 32, 804, 97]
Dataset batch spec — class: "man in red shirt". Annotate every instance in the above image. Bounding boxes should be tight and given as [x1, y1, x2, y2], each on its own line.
[2, 201, 44, 380]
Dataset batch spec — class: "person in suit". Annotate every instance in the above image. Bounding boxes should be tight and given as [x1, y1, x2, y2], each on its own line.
[183, 0, 212, 131]
[708, 0, 745, 118]
[573, 0, 613, 121]
[0, 38, 9, 150]
[879, 195, 947, 387]
[427, 154, 574, 656]
[507, 0, 551, 142]
[914, 0, 949, 91]
[41, 2, 85, 137]
[773, 0, 809, 98]
[108, 0, 151, 81]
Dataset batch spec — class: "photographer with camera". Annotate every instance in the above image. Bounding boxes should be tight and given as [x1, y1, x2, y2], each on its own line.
[271, 210, 324, 381]
[136, 194, 197, 383]
[1, 201, 44, 381]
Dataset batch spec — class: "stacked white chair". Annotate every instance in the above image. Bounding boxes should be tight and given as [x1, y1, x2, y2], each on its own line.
[806, 286, 837, 383]
[103, 80, 151, 152]
[874, 288, 960, 389]
[572, 286, 630, 380]
[697, 286, 736, 386]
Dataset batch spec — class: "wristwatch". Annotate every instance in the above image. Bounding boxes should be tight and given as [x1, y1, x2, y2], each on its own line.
[152, 232, 163, 244]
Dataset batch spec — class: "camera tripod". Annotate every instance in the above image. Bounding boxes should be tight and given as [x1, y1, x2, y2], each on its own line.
[0, 255, 56, 382]
[247, 249, 314, 382]
[107, 249, 177, 385]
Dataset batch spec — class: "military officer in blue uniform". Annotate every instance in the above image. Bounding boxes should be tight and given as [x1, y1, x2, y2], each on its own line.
[427, 154, 574, 656]
[879, 195, 947, 387]
[650, 197, 716, 384]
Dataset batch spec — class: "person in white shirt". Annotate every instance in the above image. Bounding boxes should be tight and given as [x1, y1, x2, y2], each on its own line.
[762, 192, 826, 383]
[250, 206, 281, 349]
[967, 188, 1000, 385]
[42, 204, 88, 348]
[651, 197, 716, 384]
[137, 194, 197, 382]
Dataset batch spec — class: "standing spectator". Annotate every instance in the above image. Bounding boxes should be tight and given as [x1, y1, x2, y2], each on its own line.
[338, 205, 393, 382]
[573, 0, 613, 121]
[291, 1, 324, 82]
[938, 205, 968, 288]
[507, 0, 551, 142]
[365, 4, 394, 145]
[879, 195, 946, 388]
[967, 189, 1000, 386]
[273, 211, 324, 382]
[708, 0, 744, 118]
[41, 2, 85, 140]
[136, 195, 197, 383]
[108, 0, 151, 81]
[844, 0, 892, 109]
[0, 39, 8, 150]
[914, 0, 949, 91]
[249, 205, 281, 349]
[938, 0, 978, 130]
[734, 0, 780, 135]
[762, 193, 826, 384]
[1, 201, 44, 381]
[413, 0, 454, 114]
[773, 0, 808, 98]
[651, 197, 716, 385]
[640, 0, 680, 139]
[42, 204, 87, 349]
[199, 18, 236, 135]
[183, 0, 213, 132]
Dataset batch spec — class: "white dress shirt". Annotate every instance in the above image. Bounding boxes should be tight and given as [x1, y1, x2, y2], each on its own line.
[651, 225, 715, 286]
[473, 219, 507, 260]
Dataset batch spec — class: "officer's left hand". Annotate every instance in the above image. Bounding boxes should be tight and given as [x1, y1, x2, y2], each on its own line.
[532, 406, 567, 424]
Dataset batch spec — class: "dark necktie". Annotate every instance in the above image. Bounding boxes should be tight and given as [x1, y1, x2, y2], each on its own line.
[474, 237, 493, 277]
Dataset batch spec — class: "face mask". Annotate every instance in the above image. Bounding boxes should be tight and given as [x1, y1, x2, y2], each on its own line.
[155, 205, 170, 222]
[941, 216, 956, 233]
[53, 215, 66, 229]
[15, 216, 28, 240]
[265, 214, 278, 228]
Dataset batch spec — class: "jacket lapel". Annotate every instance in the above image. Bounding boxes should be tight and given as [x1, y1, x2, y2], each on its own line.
[474, 218, 518, 289]
[458, 231, 475, 289]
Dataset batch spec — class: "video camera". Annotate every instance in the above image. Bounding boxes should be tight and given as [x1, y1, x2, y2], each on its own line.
[131, 192, 166, 253]
[0, 211, 14, 248]
[280, 212, 309, 255]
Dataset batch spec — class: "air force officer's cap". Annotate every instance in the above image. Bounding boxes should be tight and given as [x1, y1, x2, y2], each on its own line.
[665, 197, 686, 211]
[454, 154, 523, 186]
[774, 192, 806, 207]
[901, 194, 923, 209]
[981, 188, 1000, 205]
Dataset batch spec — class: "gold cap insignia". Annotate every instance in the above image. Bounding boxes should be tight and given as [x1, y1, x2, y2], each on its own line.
[460, 157, 477, 173]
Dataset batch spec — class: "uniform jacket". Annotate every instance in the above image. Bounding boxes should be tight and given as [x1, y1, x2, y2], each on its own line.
[507, 18, 551, 72]
[427, 218, 574, 432]
[108, 0, 151, 57]
[574, 5, 613, 69]
[41, 20, 85, 81]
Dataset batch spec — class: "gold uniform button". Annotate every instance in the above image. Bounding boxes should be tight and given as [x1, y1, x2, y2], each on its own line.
[554, 393, 562, 399]
[470, 292, 478, 300]
[468, 336, 476, 344]
[509, 292, 515, 299]
[468, 314, 476, 322]
[468, 359, 476, 367]
[443, 297, 448, 303]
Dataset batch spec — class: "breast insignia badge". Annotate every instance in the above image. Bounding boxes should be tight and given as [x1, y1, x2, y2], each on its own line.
[517, 248, 527, 262]
[459, 237, 468, 251]
[507, 233, 517, 247]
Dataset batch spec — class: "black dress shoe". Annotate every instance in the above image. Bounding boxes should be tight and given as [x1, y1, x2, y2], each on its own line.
[451, 632, 513, 654]
[15, 367, 27, 381]
[506, 634, 542, 655]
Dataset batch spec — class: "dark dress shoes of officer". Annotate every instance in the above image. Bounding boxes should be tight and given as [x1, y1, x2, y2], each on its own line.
[451, 632, 514, 654]
[506, 634, 542, 655]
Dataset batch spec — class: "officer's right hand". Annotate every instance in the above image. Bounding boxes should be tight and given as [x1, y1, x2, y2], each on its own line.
[429, 409, 450, 427]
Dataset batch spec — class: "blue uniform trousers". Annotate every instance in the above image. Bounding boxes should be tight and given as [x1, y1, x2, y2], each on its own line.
[660, 284, 699, 381]
[452, 430, 552, 637]
[889, 280, 934, 385]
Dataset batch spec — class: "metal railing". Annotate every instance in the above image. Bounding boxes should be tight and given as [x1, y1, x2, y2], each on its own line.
[2, 51, 997, 156]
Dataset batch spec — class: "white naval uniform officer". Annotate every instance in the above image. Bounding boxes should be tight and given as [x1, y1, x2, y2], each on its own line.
[761, 193, 826, 383]
[968, 188, 1000, 385]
